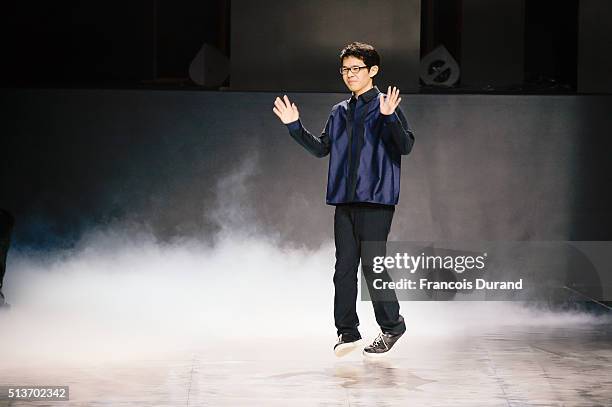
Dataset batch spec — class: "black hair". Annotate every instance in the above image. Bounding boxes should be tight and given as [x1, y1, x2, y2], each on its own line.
[339, 42, 380, 68]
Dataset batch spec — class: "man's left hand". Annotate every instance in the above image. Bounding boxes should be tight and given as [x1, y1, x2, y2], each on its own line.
[379, 86, 402, 116]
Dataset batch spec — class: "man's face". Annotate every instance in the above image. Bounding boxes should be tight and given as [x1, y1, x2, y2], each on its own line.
[341, 56, 378, 95]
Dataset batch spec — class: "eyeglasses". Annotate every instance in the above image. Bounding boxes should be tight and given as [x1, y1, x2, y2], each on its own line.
[340, 65, 369, 76]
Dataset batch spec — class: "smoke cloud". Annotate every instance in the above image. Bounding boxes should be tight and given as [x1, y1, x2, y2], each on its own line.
[1, 157, 608, 368]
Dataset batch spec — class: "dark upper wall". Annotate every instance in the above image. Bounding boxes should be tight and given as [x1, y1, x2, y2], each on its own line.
[1, 89, 611, 249]
[4, 1, 610, 94]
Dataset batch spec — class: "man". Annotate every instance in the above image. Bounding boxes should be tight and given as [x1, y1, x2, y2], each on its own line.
[273, 42, 415, 357]
[0, 209, 14, 308]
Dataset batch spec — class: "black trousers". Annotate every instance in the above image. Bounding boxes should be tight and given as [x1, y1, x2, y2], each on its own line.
[333, 203, 405, 337]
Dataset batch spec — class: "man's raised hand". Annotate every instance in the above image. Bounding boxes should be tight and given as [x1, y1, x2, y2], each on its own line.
[273, 95, 300, 124]
[379, 86, 402, 116]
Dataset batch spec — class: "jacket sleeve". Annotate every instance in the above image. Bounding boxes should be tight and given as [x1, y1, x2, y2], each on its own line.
[285, 116, 331, 158]
[383, 106, 415, 155]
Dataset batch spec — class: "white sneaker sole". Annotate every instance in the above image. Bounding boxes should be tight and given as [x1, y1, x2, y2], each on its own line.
[362, 348, 391, 358]
[334, 339, 362, 357]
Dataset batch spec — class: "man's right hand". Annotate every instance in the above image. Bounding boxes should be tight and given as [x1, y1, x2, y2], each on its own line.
[273, 95, 300, 124]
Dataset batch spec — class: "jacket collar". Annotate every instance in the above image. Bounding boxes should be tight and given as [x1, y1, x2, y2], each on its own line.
[350, 85, 380, 104]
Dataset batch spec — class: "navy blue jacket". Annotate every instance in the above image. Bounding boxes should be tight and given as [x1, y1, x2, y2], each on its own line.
[285, 86, 415, 206]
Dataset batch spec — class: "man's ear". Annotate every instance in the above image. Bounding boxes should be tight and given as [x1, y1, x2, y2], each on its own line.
[368, 65, 379, 78]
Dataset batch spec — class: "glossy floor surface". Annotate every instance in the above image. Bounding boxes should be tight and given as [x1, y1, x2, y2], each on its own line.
[1, 316, 611, 406]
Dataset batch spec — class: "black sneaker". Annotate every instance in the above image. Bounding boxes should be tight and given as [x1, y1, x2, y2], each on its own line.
[333, 333, 362, 357]
[363, 331, 404, 357]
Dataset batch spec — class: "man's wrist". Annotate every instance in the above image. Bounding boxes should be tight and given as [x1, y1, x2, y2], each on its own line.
[286, 119, 301, 132]
[382, 112, 399, 123]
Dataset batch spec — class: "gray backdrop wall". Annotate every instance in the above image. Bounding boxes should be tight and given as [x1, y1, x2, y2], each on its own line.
[230, 0, 421, 92]
[1, 89, 611, 249]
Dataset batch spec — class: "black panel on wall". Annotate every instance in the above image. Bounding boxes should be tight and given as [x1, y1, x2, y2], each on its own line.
[230, 0, 421, 92]
[2, 2, 155, 87]
[1, 1, 230, 88]
[420, 0, 462, 64]
[524, 0, 578, 92]
[578, 0, 612, 94]
[460, 0, 525, 90]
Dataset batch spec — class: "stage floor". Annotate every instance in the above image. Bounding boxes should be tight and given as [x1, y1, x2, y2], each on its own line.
[1, 321, 611, 406]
